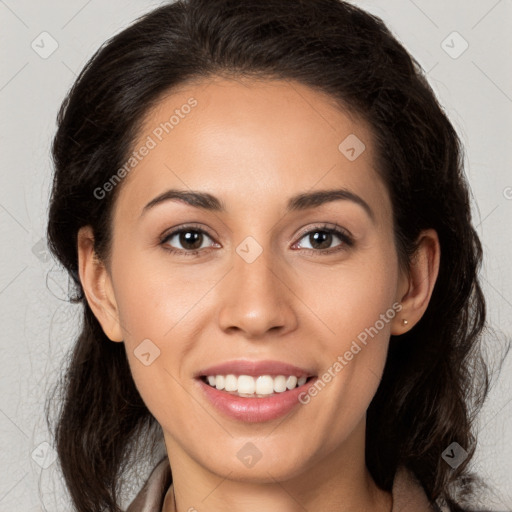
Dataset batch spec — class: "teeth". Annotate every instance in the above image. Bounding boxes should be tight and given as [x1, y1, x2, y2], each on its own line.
[215, 375, 225, 390]
[205, 374, 309, 396]
[238, 375, 255, 394]
[225, 374, 238, 391]
[256, 375, 274, 395]
[286, 375, 298, 389]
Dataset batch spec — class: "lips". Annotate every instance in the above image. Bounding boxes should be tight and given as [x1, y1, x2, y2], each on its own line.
[193, 359, 318, 422]
[194, 359, 316, 379]
[196, 374, 319, 422]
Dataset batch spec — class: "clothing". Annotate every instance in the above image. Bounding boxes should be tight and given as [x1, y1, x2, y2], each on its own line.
[126, 457, 442, 512]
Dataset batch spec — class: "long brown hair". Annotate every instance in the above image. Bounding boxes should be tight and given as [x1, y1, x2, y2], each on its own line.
[46, 1, 493, 510]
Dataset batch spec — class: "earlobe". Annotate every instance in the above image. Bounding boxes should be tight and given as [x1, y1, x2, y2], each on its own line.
[391, 229, 441, 335]
[77, 226, 124, 342]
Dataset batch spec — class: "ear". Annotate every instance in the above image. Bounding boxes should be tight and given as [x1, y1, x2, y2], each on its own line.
[77, 226, 124, 342]
[391, 228, 440, 335]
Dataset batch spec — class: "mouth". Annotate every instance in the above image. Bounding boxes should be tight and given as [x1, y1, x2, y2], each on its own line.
[193, 359, 318, 421]
[198, 374, 316, 398]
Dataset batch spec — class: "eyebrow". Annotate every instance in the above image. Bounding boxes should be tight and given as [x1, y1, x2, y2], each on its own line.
[141, 188, 375, 222]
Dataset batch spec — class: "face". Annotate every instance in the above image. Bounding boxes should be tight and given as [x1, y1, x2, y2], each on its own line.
[88, 77, 411, 483]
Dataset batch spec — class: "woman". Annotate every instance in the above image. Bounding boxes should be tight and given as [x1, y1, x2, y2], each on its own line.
[46, 1, 493, 511]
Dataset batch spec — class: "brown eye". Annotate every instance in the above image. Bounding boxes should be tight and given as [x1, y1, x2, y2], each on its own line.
[294, 224, 354, 254]
[176, 230, 204, 250]
[161, 227, 216, 254]
[306, 231, 334, 250]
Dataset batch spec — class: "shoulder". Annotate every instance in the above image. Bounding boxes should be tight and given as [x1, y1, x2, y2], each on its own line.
[391, 466, 496, 512]
[126, 457, 172, 512]
[392, 465, 441, 512]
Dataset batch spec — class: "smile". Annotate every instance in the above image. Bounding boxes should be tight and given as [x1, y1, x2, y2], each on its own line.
[196, 374, 318, 422]
[201, 374, 310, 397]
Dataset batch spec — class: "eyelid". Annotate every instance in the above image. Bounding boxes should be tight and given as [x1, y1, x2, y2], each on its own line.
[294, 222, 352, 242]
[159, 222, 215, 240]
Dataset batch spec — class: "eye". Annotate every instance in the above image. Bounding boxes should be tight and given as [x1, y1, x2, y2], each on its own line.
[293, 223, 354, 254]
[159, 222, 354, 257]
[160, 225, 218, 256]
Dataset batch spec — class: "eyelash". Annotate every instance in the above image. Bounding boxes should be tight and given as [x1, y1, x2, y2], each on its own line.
[159, 223, 354, 257]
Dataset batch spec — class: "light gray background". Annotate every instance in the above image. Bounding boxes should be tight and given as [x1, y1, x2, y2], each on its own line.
[1, 1, 511, 510]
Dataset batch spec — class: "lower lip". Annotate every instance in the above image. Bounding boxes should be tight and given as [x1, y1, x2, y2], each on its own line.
[196, 377, 318, 423]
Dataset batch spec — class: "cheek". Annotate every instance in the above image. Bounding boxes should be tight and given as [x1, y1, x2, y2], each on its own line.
[304, 281, 397, 444]
[301, 248, 398, 344]
[313, 246, 399, 394]
[112, 250, 207, 341]
[110, 255, 214, 417]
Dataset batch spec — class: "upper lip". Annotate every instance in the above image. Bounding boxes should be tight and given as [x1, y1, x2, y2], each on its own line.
[195, 359, 316, 378]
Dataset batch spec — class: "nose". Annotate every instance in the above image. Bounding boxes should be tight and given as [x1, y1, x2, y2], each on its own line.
[217, 245, 298, 339]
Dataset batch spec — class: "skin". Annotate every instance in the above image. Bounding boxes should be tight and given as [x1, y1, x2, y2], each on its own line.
[78, 77, 440, 512]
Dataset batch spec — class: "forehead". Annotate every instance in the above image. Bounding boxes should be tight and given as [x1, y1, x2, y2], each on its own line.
[114, 77, 391, 224]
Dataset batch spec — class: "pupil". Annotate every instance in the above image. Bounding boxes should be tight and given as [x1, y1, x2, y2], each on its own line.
[311, 231, 331, 249]
[180, 231, 202, 250]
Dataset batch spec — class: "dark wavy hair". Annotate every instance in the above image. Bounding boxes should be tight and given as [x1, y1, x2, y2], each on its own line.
[46, 1, 493, 511]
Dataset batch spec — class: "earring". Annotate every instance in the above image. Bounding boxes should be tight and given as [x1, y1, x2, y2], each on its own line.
[402, 319, 408, 326]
